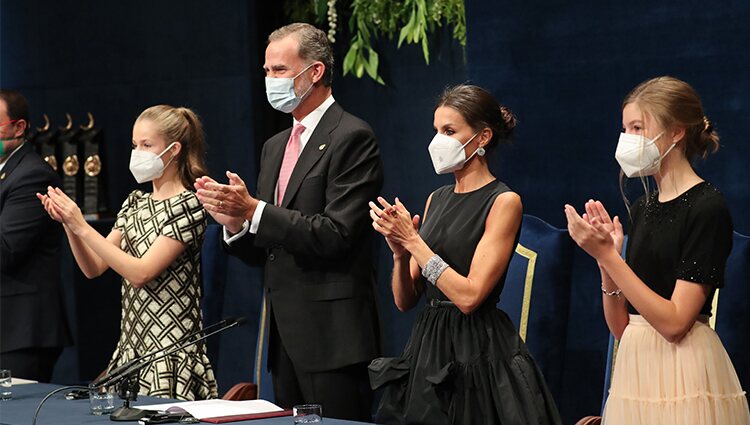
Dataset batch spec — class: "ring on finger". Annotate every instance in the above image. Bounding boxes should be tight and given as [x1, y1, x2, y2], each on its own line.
[219, 200, 224, 208]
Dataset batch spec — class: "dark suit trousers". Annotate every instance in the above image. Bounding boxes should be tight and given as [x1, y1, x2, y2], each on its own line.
[0, 347, 62, 382]
[268, 315, 373, 422]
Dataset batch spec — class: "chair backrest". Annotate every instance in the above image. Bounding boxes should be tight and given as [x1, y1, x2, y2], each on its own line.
[500, 214, 575, 399]
[201, 224, 229, 363]
[253, 294, 274, 401]
[714, 231, 750, 389]
[200, 224, 266, 397]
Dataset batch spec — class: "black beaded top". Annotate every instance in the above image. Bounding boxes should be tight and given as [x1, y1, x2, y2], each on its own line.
[625, 181, 733, 316]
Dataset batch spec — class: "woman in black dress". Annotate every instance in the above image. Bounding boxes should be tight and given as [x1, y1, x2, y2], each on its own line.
[565, 76, 750, 424]
[368, 85, 562, 425]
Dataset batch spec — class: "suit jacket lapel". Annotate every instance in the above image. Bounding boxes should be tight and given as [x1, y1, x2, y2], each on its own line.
[280, 102, 343, 208]
[0, 142, 31, 189]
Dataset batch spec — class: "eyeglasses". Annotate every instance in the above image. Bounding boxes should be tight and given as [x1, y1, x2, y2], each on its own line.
[0, 119, 19, 127]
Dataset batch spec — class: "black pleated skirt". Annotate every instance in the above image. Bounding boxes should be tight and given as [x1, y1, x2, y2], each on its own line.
[369, 302, 562, 425]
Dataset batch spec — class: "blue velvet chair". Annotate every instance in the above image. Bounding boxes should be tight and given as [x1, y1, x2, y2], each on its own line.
[500, 214, 575, 401]
[713, 231, 750, 389]
[252, 294, 274, 401]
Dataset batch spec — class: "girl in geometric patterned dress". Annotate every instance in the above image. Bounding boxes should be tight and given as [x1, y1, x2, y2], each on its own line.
[38, 105, 218, 400]
[565, 76, 750, 425]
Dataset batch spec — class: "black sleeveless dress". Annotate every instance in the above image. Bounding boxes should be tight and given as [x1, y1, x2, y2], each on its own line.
[369, 180, 562, 425]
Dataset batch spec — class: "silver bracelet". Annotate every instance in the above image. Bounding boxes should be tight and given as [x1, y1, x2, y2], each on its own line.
[422, 254, 449, 285]
[601, 285, 622, 297]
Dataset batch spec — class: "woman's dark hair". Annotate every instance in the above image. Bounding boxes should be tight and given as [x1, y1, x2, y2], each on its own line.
[436, 84, 517, 152]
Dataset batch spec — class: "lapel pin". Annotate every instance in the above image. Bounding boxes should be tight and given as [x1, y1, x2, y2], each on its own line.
[318, 144, 326, 151]
[0, 172, 5, 180]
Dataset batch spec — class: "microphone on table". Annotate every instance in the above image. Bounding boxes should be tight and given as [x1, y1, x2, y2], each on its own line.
[90, 316, 237, 389]
[30, 317, 248, 425]
[97, 317, 247, 422]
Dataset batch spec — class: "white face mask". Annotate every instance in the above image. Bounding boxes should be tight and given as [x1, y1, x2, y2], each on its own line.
[614, 132, 676, 178]
[265, 63, 315, 113]
[428, 132, 483, 174]
[129, 142, 177, 183]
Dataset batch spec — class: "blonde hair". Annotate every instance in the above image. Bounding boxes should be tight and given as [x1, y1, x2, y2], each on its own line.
[619, 77, 720, 213]
[136, 105, 208, 190]
[623, 76, 719, 162]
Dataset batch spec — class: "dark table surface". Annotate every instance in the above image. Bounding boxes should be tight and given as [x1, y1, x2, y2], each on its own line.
[0, 383, 373, 425]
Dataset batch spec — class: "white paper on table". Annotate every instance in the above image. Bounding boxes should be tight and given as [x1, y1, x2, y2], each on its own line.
[11, 377, 38, 385]
[135, 399, 283, 419]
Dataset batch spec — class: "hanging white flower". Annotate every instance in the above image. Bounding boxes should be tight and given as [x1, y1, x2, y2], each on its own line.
[327, 0, 338, 43]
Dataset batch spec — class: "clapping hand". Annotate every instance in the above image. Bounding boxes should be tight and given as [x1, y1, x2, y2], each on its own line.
[195, 171, 258, 233]
[36, 187, 87, 234]
[582, 200, 624, 255]
[37, 191, 63, 223]
[369, 197, 420, 258]
[564, 200, 620, 261]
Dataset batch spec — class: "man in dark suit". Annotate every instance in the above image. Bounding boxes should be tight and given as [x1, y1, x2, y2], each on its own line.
[195, 23, 383, 420]
[0, 89, 70, 382]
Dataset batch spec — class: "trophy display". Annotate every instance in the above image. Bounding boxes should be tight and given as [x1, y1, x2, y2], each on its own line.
[30, 114, 61, 172]
[58, 113, 82, 204]
[78, 113, 107, 219]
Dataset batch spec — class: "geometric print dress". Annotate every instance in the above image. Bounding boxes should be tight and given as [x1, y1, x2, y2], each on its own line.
[108, 190, 218, 400]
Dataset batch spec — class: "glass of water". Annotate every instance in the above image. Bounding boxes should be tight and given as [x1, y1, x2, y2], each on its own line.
[89, 386, 115, 415]
[293, 404, 322, 423]
[0, 369, 11, 400]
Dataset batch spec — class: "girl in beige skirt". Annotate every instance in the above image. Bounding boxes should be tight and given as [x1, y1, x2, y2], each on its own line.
[564, 76, 750, 425]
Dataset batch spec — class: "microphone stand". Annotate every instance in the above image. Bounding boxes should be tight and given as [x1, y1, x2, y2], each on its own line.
[90, 317, 235, 389]
[105, 318, 246, 421]
[29, 317, 245, 425]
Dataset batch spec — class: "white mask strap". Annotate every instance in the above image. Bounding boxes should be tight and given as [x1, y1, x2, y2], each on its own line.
[157, 142, 178, 159]
[460, 132, 479, 148]
[293, 63, 315, 80]
[659, 140, 678, 161]
[462, 132, 483, 163]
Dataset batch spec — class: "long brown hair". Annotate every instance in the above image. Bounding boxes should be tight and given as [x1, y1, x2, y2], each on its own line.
[136, 105, 208, 190]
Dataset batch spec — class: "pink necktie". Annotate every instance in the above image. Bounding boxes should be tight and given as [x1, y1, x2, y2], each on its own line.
[276, 123, 305, 205]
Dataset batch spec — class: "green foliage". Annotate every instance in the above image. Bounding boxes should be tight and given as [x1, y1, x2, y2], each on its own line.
[284, 1, 325, 25]
[284, 0, 466, 85]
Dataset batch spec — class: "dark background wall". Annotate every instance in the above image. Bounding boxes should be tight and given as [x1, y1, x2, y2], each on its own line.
[0, 0, 274, 398]
[464, 0, 750, 233]
[2, 0, 749, 423]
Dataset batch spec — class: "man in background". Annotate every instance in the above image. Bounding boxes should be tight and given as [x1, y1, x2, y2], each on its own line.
[0, 89, 70, 382]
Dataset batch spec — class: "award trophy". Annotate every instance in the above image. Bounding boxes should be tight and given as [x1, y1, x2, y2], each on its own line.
[30, 114, 61, 172]
[79, 113, 107, 219]
[59, 113, 82, 204]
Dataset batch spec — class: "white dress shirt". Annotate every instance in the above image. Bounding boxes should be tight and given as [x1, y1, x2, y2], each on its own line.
[224, 95, 336, 244]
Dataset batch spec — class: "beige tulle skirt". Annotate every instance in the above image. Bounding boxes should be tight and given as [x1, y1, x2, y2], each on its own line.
[603, 315, 750, 425]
